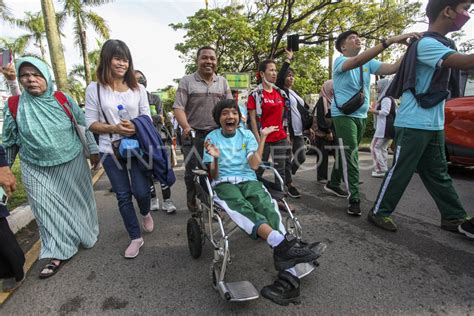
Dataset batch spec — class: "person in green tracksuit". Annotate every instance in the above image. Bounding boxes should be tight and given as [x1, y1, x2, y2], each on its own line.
[324, 30, 420, 216]
[368, 0, 474, 234]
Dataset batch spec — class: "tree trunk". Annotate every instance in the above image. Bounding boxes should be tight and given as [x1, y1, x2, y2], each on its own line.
[41, 0, 68, 91]
[78, 17, 92, 85]
[328, 33, 334, 79]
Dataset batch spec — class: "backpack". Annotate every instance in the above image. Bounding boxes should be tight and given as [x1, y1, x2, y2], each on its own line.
[313, 96, 332, 132]
[7, 91, 73, 121]
[376, 96, 397, 139]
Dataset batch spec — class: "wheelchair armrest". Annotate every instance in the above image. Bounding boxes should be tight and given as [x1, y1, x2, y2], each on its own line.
[259, 162, 273, 169]
[192, 168, 208, 177]
[257, 163, 285, 192]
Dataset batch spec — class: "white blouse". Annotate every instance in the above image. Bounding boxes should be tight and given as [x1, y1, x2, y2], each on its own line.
[85, 82, 151, 154]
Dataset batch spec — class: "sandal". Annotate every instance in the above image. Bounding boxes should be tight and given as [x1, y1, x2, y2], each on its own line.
[39, 260, 66, 279]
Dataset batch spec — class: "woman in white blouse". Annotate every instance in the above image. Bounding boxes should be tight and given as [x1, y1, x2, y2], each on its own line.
[85, 39, 153, 259]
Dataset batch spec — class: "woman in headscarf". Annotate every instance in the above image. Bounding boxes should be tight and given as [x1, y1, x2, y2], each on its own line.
[311, 79, 335, 184]
[369, 78, 396, 178]
[2, 56, 100, 279]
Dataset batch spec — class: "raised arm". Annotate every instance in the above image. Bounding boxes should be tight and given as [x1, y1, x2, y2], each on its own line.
[342, 33, 420, 72]
[248, 126, 278, 170]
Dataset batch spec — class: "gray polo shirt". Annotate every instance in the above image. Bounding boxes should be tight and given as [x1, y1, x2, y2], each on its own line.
[173, 72, 232, 131]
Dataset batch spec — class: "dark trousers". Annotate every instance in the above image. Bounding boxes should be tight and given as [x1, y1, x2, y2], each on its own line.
[372, 128, 467, 220]
[315, 137, 335, 181]
[181, 131, 207, 204]
[0, 217, 25, 281]
[290, 135, 306, 175]
[262, 138, 291, 185]
[101, 153, 151, 240]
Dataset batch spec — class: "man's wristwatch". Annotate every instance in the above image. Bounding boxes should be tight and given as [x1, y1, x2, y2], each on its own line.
[381, 39, 389, 49]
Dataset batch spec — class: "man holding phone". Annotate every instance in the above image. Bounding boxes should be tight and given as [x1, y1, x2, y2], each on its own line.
[173, 46, 233, 212]
[0, 145, 25, 292]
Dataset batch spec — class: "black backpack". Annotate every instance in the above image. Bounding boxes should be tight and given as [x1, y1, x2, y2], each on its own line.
[376, 96, 397, 139]
[313, 96, 332, 132]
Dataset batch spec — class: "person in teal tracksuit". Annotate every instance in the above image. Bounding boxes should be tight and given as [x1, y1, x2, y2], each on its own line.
[323, 30, 420, 216]
[368, 0, 474, 234]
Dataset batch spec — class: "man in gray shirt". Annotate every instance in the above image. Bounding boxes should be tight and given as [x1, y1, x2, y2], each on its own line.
[173, 46, 232, 212]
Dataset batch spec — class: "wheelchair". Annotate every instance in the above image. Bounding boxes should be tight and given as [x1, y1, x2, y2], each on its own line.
[186, 163, 323, 302]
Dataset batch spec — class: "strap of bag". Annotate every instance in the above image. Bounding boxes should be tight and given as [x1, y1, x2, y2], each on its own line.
[8, 92, 73, 121]
[96, 83, 113, 139]
[7, 96, 20, 120]
[334, 65, 364, 108]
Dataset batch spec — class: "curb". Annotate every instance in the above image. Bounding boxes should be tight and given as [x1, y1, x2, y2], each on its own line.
[7, 167, 105, 235]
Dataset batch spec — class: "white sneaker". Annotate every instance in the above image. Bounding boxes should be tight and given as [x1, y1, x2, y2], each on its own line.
[124, 238, 144, 258]
[162, 199, 177, 214]
[150, 197, 160, 211]
[371, 171, 386, 178]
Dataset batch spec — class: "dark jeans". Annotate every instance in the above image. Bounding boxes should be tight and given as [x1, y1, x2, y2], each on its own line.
[262, 138, 291, 185]
[315, 137, 335, 181]
[101, 153, 151, 240]
[181, 130, 207, 204]
[290, 135, 306, 175]
[0, 217, 25, 281]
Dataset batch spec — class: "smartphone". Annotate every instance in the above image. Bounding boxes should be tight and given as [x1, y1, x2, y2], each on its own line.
[1, 49, 12, 68]
[287, 34, 299, 52]
[0, 186, 8, 206]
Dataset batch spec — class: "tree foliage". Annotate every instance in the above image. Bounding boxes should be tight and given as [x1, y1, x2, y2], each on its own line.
[171, 0, 422, 94]
[58, 0, 112, 85]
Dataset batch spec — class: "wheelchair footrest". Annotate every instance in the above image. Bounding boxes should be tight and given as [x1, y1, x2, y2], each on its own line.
[294, 262, 316, 279]
[218, 281, 259, 302]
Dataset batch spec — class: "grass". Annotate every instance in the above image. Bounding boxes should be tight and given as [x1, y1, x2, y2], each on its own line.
[9, 158, 28, 210]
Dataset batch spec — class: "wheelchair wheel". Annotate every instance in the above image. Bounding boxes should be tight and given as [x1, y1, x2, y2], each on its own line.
[187, 217, 203, 259]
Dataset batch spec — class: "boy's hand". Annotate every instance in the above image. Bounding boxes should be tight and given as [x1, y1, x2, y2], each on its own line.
[388, 32, 422, 46]
[284, 48, 293, 61]
[261, 126, 279, 137]
[204, 140, 220, 158]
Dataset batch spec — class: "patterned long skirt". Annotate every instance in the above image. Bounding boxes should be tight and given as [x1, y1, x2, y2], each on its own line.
[21, 153, 99, 260]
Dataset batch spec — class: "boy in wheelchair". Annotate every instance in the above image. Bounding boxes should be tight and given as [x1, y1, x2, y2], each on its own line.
[203, 99, 320, 305]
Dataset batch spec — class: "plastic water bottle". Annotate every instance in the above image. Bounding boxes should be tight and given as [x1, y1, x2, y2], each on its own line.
[117, 104, 131, 121]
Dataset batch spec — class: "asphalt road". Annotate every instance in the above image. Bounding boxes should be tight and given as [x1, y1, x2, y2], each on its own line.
[2, 152, 474, 315]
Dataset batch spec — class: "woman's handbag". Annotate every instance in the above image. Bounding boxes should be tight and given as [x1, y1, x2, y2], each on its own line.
[334, 66, 365, 115]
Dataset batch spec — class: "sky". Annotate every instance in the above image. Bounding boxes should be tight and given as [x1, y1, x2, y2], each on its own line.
[1, 0, 473, 92]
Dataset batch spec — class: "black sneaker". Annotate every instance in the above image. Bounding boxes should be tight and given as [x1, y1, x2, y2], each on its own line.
[260, 271, 300, 306]
[287, 186, 301, 199]
[324, 182, 349, 198]
[347, 200, 361, 216]
[441, 216, 470, 232]
[273, 234, 318, 271]
[458, 218, 474, 240]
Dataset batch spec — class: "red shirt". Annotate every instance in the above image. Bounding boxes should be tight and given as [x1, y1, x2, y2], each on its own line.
[247, 89, 287, 143]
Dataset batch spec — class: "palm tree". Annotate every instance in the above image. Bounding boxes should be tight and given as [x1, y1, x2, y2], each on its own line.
[41, 0, 68, 91]
[0, 0, 10, 21]
[8, 12, 48, 61]
[69, 40, 102, 83]
[0, 36, 31, 59]
[58, 0, 112, 85]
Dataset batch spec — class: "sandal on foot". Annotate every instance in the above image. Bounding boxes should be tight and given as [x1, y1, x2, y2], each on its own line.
[39, 260, 66, 279]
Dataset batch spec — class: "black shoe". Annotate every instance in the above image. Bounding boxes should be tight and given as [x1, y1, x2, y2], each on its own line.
[260, 271, 300, 306]
[273, 234, 318, 271]
[287, 186, 301, 199]
[347, 200, 361, 216]
[458, 218, 474, 240]
[324, 182, 349, 198]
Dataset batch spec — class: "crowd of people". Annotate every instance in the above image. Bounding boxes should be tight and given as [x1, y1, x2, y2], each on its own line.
[0, 0, 473, 307]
